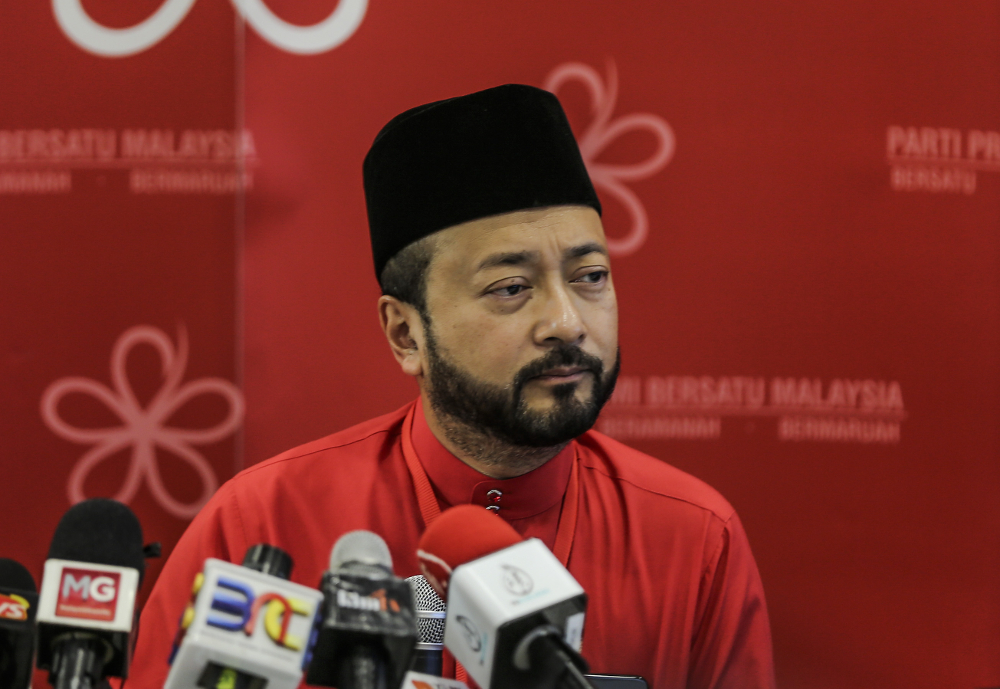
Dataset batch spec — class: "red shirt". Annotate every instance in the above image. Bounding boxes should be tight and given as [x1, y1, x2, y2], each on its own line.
[128, 401, 775, 689]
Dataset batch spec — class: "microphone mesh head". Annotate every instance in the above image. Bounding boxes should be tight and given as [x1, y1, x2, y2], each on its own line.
[329, 530, 393, 572]
[407, 574, 446, 612]
[407, 575, 446, 645]
[0, 558, 36, 593]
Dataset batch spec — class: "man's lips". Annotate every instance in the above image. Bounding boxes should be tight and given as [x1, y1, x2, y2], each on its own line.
[531, 366, 591, 382]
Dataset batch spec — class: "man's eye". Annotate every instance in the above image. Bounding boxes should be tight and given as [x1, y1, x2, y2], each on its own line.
[575, 270, 608, 284]
[493, 284, 528, 297]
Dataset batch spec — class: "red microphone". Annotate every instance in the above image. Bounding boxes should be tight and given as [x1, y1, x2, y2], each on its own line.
[416, 505, 522, 600]
[415, 505, 591, 689]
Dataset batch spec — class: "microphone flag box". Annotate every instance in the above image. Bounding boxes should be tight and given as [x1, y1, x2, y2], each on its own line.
[164, 558, 324, 689]
[36, 559, 139, 631]
[402, 670, 470, 689]
[445, 538, 587, 689]
[35, 559, 141, 677]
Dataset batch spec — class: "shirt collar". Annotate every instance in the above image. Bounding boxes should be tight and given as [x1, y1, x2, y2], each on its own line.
[410, 399, 575, 520]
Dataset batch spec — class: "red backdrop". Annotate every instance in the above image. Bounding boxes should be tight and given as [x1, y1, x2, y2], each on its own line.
[2, 2, 998, 688]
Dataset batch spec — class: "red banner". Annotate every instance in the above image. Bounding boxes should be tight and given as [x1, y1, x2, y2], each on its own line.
[0, 0, 243, 621]
[2, 2, 998, 688]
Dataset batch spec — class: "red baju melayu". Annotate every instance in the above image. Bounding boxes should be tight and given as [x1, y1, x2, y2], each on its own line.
[127, 401, 775, 689]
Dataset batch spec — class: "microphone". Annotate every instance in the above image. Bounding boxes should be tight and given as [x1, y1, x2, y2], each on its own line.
[406, 575, 445, 676]
[163, 543, 324, 689]
[35, 498, 145, 689]
[0, 558, 39, 689]
[305, 531, 418, 689]
[417, 505, 592, 689]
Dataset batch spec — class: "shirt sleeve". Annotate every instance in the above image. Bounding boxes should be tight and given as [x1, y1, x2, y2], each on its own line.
[686, 512, 776, 689]
[125, 480, 250, 689]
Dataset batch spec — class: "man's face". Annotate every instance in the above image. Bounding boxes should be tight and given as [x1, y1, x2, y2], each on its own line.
[418, 205, 619, 447]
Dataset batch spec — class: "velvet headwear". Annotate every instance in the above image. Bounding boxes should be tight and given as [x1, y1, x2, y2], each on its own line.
[363, 84, 602, 282]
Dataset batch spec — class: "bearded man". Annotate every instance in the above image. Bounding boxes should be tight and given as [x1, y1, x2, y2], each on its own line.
[128, 84, 775, 689]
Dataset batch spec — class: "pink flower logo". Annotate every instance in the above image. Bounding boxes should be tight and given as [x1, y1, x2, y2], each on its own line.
[545, 60, 675, 256]
[40, 325, 243, 519]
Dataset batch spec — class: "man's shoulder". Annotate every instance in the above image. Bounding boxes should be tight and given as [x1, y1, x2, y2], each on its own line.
[576, 429, 735, 523]
[234, 402, 412, 484]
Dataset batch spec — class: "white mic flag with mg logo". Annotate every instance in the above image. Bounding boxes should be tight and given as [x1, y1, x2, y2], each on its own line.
[37, 560, 139, 632]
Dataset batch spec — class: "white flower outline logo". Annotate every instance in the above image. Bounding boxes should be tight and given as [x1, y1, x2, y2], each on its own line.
[40, 324, 244, 519]
[52, 0, 367, 57]
[545, 60, 675, 256]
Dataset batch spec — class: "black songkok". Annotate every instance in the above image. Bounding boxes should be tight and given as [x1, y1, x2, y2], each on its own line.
[363, 84, 602, 282]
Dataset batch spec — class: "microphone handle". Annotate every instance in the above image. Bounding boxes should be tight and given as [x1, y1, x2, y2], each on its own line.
[0, 632, 31, 689]
[555, 651, 596, 689]
[50, 632, 108, 689]
[338, 643, 388, 689]
[410, 647, 444, 676]
[526, 631, 596, 689]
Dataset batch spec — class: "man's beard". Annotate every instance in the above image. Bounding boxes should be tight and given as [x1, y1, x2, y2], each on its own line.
[423, 325, 620, 450]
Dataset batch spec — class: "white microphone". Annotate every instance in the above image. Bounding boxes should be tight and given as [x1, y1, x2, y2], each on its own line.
[417, 505, 591, 689]
[163, 544, 324, 689]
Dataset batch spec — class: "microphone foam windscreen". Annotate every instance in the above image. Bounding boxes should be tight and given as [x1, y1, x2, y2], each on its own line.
[329, 530, 393, 572]
[416, 505, 522, 599]
[47, 498, 145, 581]
[0, 559, 36, 593]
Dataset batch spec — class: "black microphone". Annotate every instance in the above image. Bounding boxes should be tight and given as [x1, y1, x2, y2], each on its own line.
[0, 558, 39, 689]
[405, 575, 445, 676]
[305, 531, 418, 689]
[35, 498, 145, 689]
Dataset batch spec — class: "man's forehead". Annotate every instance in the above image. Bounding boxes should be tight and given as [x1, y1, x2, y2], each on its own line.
[434, 206, 607, 266]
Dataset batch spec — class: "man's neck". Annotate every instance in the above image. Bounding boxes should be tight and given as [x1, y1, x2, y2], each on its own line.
[420, 393, 565, 479]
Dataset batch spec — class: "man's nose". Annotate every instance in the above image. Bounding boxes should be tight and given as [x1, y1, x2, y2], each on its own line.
[533, 282, 585, 346]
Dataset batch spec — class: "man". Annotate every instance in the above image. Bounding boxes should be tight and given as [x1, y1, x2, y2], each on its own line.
[128, 84, 775, 688]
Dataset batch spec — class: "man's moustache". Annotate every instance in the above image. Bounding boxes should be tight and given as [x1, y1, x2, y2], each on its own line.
[515, 347, 604, 386]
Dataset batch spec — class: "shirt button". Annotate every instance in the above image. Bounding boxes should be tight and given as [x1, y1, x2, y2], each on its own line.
[485, 489, 502, 512]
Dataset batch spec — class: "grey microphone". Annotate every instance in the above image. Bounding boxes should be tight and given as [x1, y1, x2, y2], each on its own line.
[406, 575, 445, 676]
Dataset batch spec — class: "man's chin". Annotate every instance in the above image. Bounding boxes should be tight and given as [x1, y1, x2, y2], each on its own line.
[522, 377, 595, 405]
[520, 390, 601, 420]
[511, 401, 603, 447]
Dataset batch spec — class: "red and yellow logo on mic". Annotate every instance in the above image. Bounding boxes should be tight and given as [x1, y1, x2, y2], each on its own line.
[0, 592, 30, 620]
[204, 576, 314, 651]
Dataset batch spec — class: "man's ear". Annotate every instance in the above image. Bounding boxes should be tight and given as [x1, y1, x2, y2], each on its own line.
[378, 295, 424, 377]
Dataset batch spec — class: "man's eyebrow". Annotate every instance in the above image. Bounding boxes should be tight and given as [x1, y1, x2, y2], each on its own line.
[476, 250, 538, 271]
[564, 242, 608, 260]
